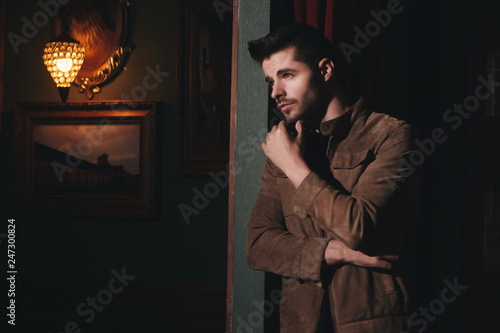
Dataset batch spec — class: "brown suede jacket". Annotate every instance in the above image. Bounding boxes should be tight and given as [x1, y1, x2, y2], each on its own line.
[247, 98, 422, 332]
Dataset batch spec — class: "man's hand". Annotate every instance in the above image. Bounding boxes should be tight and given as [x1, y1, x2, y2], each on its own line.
[324, 239, 399, 270]
[261, 120, 311, 188]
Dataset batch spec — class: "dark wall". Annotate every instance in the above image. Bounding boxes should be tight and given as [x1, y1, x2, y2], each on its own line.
[1, 0, 227, 332]
[381, 0, 500, 332]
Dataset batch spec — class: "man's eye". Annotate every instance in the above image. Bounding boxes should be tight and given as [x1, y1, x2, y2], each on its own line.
[283, 73, 292, 78]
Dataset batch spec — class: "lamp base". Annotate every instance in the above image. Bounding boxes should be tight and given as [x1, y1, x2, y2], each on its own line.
[57, 87, 70, 103]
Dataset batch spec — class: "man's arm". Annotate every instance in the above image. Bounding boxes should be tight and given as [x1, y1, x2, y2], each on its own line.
[247, 159, 400, 284]
[263, 119, 422, 251]
[246, 158, 329, 283]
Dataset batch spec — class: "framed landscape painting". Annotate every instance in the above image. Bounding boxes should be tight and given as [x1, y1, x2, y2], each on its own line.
[13, 101, 159, 219]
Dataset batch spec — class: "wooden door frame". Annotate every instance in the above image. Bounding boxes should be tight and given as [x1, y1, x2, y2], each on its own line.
[226, 0, 239, 331]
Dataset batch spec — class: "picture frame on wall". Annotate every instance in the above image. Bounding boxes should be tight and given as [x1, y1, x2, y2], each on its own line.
[13, 101, 159, 219]
[176, 0, 233, 174]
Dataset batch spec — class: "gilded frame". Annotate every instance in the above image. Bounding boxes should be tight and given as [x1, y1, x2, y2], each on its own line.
[13, 101, 158, 219]
[54, 0, 133, 99]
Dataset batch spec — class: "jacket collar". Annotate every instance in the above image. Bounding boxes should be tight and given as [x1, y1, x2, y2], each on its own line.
[318, 97, 366, 138]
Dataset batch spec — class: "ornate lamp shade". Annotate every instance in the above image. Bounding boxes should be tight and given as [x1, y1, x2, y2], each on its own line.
[43, 34, 85, 103]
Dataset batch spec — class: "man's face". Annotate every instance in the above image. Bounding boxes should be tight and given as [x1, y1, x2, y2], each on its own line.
[262, 47, 322, 125]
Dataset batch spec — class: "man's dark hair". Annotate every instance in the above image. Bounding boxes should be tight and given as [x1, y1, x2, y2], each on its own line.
[247, 23, 337, 70]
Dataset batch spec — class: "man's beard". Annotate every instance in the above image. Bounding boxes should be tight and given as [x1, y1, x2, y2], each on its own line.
[282, 95, 326, 131]
[283, 79, 327, 130]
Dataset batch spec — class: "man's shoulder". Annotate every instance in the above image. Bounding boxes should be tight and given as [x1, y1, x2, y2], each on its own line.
[358, 109, 416, 139]
[365, 110, 412, 130]
[347, 109, 418, 153]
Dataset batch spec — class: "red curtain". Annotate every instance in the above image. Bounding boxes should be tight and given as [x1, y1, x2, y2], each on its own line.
[294, 0, 334, 41]
[294, 0, 388, 110]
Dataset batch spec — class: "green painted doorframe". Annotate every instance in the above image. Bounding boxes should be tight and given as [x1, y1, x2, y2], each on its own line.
[227, 0, 271, 332]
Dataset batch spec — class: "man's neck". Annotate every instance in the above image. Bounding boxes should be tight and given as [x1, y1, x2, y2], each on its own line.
[321, 94, 349, 124]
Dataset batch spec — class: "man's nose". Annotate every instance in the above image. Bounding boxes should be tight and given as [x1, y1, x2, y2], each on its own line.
[270, 82, 285, 101]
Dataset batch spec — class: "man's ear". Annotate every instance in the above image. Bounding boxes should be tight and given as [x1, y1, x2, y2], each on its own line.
[318, 58, 334, 82]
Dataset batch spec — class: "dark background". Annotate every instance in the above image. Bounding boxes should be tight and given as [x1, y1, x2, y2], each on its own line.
[1, 1, 227, 332]
[1, 0, 500, 332]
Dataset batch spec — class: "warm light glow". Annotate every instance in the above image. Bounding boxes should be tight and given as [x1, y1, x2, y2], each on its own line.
[56, 58, 73, 72]
[43, 40, 85, 88]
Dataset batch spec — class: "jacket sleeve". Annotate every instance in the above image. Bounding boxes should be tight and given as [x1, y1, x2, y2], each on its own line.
[290, 123, 422, 251]
[246, 159, 329, 283]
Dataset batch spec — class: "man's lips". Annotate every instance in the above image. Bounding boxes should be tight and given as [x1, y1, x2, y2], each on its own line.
[278, 103, 293, 112]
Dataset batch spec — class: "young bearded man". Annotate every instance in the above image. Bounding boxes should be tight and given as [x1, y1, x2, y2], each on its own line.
[246, 23, 422, 333]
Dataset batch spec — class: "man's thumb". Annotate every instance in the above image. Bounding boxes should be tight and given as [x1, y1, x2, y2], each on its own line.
[295, 120, 303, 140]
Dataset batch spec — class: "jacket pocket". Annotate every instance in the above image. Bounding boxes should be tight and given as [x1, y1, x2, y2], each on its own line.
[331, 149, 372, 193]
[376, 271, 404, 315]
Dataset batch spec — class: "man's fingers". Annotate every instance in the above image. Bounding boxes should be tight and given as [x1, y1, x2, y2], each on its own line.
[295, 120, 303, 141]
[369, 255, 399, 270]
[372, 258, 393, 270]
[278, 120, 287, 128]
[351, 253, 399, 270]
[380, 255, 399, 262]
[295, 119, 302, 132]
[266, 122, 286, 139]
[269, 124, 278, 134]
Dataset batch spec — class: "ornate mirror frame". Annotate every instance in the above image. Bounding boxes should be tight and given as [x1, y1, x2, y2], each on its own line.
[54, 0, 133, 99]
